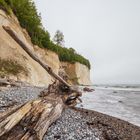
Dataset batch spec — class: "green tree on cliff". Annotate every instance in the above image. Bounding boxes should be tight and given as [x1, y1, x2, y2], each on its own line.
[53, 30, 65, 47]
[4, 0, 50, 47]
[0, 0, 91, 69]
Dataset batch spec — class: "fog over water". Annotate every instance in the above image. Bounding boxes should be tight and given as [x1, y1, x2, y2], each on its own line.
[34, 0, 140, 84]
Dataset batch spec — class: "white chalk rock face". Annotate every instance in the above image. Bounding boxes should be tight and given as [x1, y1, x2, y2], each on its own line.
[34, 46, 60, 74]
[0, 9, 91, 86]
[61, 62, 91, 85]
[0, 10, 58, 86]
[75, 62, 91, 85]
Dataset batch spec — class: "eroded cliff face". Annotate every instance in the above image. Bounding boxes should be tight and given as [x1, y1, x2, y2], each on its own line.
[61, 62, 91, 85]
[0, 9, 91, 86]
[34, 46, 60, 74]
[0, 10, 57, 86]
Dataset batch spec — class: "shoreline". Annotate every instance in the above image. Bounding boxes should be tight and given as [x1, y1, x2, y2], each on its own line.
[44, 107, 140, 140]
[74, 107, 140, 139]
[80, 87, 140, 127]
[0, 86, 140, 139]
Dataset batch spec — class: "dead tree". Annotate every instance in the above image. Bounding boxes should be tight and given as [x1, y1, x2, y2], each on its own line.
[0, 95, 63, 140]
[0, 81, 82, 140]
[2, 25, 82, 105]
[3, 26, 70, 88]
[0, 26, 82, 139]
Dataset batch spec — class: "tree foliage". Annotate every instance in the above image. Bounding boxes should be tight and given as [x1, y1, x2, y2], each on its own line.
[53, 30, 64, 47]
[0, 0, 91, 69]
[0, 0, 11, 14]
[48, 43, 91, 69]
[5, 0, 50, 48]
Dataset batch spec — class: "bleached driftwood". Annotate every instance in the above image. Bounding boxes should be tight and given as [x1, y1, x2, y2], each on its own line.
[0, 95, 64, 140]
[0, 81, 82, 139]
[2, 26, 82, 101]
[0, 79, 20, 87]
[3, 26, 70, 88]
[0, 26, 82, 140]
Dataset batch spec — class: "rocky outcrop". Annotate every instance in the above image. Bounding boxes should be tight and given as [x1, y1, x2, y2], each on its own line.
[61, 62, 91, 85]
[0, 9, 91, 86]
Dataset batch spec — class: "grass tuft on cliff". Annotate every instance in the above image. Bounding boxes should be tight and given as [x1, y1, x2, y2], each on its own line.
[0, 0, 91, 69]
[0, 0, 12, 14]
[0, 58, 28, 77]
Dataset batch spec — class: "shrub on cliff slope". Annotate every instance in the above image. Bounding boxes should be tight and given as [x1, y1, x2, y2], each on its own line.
[0, 58, 28, 77]
[0, 0, 11, 14]
[0, 0, 91, 69]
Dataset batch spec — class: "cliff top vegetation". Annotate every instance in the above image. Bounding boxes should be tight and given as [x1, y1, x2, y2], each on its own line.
[0, 0, 91, 69]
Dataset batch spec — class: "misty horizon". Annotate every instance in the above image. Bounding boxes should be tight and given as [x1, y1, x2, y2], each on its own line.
[34, 0, 140, 84]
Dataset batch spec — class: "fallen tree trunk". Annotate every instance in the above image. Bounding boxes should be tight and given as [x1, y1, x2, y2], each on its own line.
[0, 95, 64, 140]
[0, 79, 10, 86]
[1, 26, 83, 140]
[3, 26, 70, 88]
[0, 81, 82, 140]
[0, 79, 22, 87]
[2, 26, 82, 98]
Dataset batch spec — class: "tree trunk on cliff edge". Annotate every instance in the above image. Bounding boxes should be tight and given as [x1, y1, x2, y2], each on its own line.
[1, 26, 82, 139]
[3, 26, 71, 88]
[2, 26, 82, 103]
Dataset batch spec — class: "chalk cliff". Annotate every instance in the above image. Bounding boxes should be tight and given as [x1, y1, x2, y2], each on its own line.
[61, 62, 91, 85]
[0, 9, 91, 86]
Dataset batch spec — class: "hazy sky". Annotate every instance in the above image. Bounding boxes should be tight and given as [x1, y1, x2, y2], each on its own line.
[34, 0, 140, 84]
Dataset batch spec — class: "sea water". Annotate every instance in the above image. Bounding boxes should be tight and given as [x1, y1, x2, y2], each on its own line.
[78, 85, 140, 127]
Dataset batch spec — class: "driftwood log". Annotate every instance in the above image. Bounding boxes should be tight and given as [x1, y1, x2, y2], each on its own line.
[0, 82, 81, 140]
[3, 26, 70, 88]
[0, 26, 83, 139]
[2, 25, 82, 106]
[0, 79, 32, 88]
[0, 95, 64, 140]
[0, 79, 20, 87]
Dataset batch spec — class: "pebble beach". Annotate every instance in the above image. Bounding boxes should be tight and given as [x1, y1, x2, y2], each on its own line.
[0, 85, 140, 140]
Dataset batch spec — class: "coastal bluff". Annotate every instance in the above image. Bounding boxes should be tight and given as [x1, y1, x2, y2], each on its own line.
[0, 9, 91, 86]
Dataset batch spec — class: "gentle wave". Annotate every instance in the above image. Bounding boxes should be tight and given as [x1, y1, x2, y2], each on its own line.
[78, 86, 140, 126]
